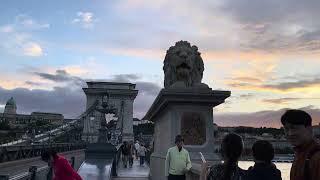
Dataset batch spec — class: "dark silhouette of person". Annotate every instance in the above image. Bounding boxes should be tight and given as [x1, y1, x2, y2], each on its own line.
[281, 109, 320, 180]
[247, 140, 282, 180]
[200, 133, 246, 180]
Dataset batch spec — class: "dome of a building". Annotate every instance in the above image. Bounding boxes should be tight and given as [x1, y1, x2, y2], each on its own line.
[6, 97, 16, 107]
[4, 97, 17, 114]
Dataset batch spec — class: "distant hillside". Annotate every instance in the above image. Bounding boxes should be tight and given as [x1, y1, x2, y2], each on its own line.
[214, 106, 320, 128]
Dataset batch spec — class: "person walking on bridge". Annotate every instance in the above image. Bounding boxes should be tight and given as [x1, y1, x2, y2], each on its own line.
[120, 141, 130, 168]
[41, 150, 82, 180]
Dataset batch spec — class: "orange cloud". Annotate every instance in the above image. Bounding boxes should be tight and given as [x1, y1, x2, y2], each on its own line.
[262, 97, 320, 104]
[227, 81, 320, 93]
[202, 50, 280, 62]
[104, 47, 164, 60]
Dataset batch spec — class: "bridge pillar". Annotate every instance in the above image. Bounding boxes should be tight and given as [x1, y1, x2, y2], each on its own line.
[143, 41, 231, 180]
[82, 82, 138, 143]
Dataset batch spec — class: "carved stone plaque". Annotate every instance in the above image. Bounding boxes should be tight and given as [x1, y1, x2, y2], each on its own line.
[181, 112, 206, 145]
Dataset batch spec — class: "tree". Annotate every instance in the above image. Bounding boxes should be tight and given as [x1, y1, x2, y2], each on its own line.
[0, 120, 10, 130]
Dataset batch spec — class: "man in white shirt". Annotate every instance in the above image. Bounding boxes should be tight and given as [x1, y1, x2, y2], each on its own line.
[134, 140, 140, 159]
[165, 135, 192, 180]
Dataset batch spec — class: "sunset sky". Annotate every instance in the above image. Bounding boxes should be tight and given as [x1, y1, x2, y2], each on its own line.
[1, 0, 320, 127]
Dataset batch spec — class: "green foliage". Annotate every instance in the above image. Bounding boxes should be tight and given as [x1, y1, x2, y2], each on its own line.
[219, 126, 284, 137]
[0, 120, 10, 130]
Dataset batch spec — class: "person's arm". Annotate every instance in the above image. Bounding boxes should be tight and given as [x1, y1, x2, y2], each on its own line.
[185, 151, 192, 171]
[61, 158, 82, 180]
[165, 149, 170, 177]
[200, 162, 209, 180]
[277, 169, 282, 180]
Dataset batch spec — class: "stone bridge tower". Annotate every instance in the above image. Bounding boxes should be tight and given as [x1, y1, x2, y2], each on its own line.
[81, 82, 138, 143]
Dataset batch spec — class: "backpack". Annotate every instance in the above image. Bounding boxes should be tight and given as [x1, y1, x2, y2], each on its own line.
[304, 146, 320, 180]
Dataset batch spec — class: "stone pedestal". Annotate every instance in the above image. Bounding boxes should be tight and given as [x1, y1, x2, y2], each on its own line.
[143, 88, 230, 180]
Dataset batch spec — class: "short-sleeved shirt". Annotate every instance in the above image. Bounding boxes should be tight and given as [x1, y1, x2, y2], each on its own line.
[207, 164, 246, 180]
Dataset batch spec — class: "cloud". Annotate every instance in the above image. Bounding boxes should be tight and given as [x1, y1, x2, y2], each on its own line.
[228, 77, 320, 92]
[221, 0, 320, 25]
[34, 69, 85, 87]
[0, 25, 14, 33]
[23, 42, 43, 56]
[220, 0, 320, 53]
[228, 79, 320, 92]
[215, 106, 320, 128]
[112, 74, 141, 82]
[230, 77, 263, 83]
[23, 70, 162, 118]
[0, 86, 86, 118]
[25, 81, 43, 86]
[15, 14, 50, 30]
[261, 78, 320, 91]
[262, 97, 320, 105]
[72, 12, 96, 29]
[0, 15, 47, 57]
[239, 93, 254, 100]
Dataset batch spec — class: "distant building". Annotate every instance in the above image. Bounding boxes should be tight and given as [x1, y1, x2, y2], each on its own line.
[133, 118, 153, 125]
[0, 97, 64, 127]
[4, 97, 17, 114]
[133, 118, 141, 126]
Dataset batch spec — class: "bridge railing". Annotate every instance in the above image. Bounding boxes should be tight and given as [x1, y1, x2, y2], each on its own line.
[0, 143, 86, 163]
[0, 119, 80, 147]
[0, 156, 79, 180]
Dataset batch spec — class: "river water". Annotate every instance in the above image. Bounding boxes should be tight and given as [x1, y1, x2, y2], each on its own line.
[239, 161, 292, 180]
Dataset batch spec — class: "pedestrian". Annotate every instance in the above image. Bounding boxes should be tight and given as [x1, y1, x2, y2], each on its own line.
[128, 141, 134, 168]
[120, 141, 130, 168]
[135, 140, 140, 159]
[247, 140, 282, 180]
[200, 133, 246, 180]
[165, 135, 192, 180]
[41, 149, 82, 180]
[138, 143, 147, 166]
[281, 109, 320, 180]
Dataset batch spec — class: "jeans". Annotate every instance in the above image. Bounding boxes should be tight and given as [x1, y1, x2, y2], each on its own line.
[168, 174, 186, 180]
[122, 154, 129, 168]
[140, 156, 145, 165]
[129, 156, 133, 167]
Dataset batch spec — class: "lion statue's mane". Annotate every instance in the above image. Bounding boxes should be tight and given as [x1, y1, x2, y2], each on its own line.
[163, 41, 205, 88]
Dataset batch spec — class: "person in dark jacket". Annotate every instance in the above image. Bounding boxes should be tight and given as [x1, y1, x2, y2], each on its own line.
[120, 141, 130, 168]
[247, 140, 282, 180]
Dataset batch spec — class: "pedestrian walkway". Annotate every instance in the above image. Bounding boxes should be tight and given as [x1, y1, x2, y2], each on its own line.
[113, 159, 149, 180]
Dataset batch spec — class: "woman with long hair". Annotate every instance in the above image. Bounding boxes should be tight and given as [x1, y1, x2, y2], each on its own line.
[200, 133, 246, 180]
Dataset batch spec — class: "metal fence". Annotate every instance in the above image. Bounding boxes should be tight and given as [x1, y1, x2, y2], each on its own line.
[0, 143, 85, 163]
[0, 156, 76, 180]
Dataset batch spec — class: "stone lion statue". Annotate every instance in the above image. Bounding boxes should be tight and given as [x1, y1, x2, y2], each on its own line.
[163, 41, 207, 89]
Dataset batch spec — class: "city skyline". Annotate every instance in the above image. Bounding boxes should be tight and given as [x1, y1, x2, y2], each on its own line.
[1, 0, 320, 128]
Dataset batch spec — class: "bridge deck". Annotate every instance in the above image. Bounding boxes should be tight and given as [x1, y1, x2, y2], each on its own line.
[113, 159, 149, 180]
